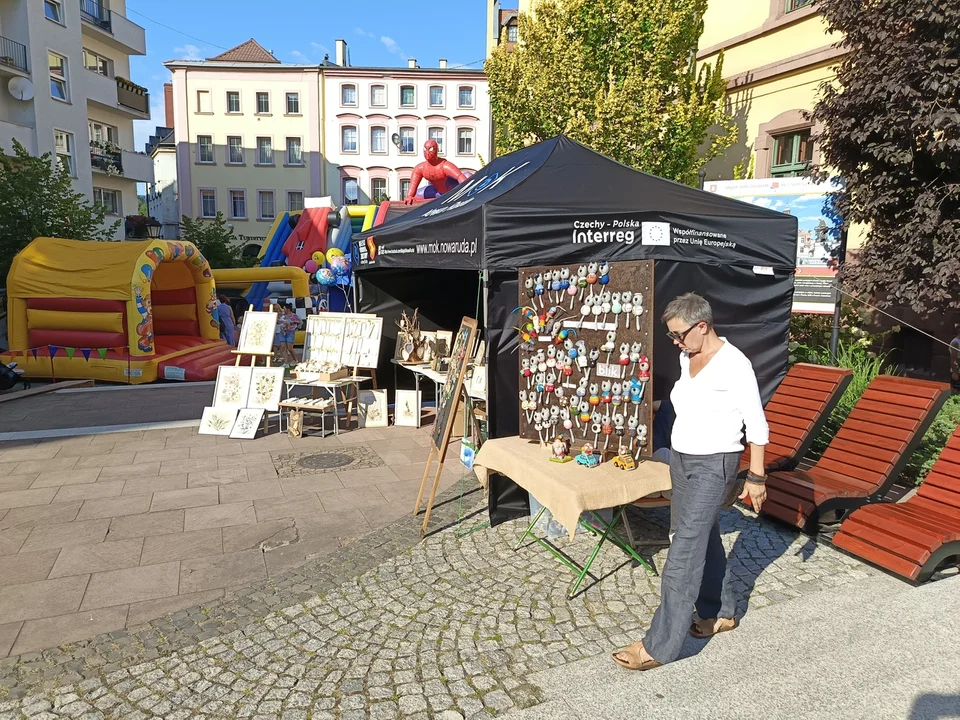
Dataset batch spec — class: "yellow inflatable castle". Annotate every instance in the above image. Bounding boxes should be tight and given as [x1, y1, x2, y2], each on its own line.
[1, 238, 235, 383]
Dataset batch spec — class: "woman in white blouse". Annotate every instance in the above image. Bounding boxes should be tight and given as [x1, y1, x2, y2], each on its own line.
[613, 292, 769, 671]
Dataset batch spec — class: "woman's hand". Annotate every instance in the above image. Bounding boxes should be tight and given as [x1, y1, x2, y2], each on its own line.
[738, 478, 767, 513]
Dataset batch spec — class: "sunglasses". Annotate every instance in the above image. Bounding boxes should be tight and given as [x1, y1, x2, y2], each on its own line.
[666, 323, 700, 342]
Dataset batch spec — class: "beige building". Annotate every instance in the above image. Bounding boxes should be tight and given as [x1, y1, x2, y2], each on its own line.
[0, 0, 152, 239]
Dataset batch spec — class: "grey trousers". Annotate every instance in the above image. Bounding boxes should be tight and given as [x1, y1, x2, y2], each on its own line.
[643, 450, 741, 664]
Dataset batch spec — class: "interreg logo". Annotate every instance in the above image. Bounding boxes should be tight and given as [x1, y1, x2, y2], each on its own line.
[571, 219, 638, 245]
[423, 161, 532, 218]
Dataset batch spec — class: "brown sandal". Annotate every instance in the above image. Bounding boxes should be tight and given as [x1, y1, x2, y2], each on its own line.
[689, 617, 738, 639]
[612, 641, 663, 671]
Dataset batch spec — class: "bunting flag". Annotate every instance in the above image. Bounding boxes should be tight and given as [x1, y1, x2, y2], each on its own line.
[65, 347, 76, 359]
[48, 346, 60, 358]
[97, 348, 108, 360]
[81, 348, 92, 361]
[30, 348, 39, 359]
[112, 347, 125, 356]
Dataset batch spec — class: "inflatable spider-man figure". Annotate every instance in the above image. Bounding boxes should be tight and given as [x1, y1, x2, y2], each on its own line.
[403, 139, 467, 204]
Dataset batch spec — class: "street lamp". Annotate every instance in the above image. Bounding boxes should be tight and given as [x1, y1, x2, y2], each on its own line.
[145, 218, 162, 238]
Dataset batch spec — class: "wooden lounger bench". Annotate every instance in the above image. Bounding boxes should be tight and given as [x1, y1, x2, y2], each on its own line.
[759, 375, 951, 533]
[833, 424, 960, 582]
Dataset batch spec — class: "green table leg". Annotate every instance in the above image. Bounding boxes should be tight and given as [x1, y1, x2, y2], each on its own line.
[579, 510, 655, 574]
[515, 506, 546, 551]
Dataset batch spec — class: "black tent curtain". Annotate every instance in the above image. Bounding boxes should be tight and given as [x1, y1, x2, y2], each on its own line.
[354, 136, 798, 527]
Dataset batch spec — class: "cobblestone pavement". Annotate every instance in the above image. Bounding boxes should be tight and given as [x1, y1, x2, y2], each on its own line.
[0, 490, 878, 719]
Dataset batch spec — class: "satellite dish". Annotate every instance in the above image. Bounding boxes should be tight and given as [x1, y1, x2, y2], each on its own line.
[8, 77, 34, 102]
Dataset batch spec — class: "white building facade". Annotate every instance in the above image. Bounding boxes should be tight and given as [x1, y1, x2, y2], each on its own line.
[0, 0, 152, 239]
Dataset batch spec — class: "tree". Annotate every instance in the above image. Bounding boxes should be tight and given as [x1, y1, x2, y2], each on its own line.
[0, 140, 118, 281]
[485, 0, 734, 186]
[179, 212, 251, 269]
[811, 0, 960, 315]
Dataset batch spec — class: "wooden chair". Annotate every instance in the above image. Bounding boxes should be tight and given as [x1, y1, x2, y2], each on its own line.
[833, 424, 960, 582]
[758, 375, 951, 533]
[740, 363, 853, 474]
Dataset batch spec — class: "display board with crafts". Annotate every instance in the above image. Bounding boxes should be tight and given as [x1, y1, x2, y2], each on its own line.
[303, 312, 383, 369]
[516, 261, 654, 468]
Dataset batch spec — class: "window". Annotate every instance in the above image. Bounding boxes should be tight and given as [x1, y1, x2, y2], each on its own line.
[196, 90, 212, 113]
[341, 126, 358, 153]
[199, 189, 216, 218]
[771, 129, 813, 177]
[44, 0, 62, 23]
[507, 24, 518, 42]
[93, 187, 121, 215]
[399, 126, 415, 154]
[371, 178, 388, 203]
[256, 92, 270, 114]
[226, 91, 241, 113]
[400, 85, 415, 107]
[83, 48, 110, 76]
[286, 137, 303, 165]
[258, 190, 276, 220]
[785, 0, 813, 12]
[286, 92, 300, 114]
[457, 128, 474, 155]
[54, 130, 74, 175]
[429, 86, 444, 107]
[287, 191, 304, 212]
[428, 127, 444, 154]
[400, 178, 411, 200]
[343, 178, 359, 205]
[371, 127, 387, 154]
[88, 121, 118, 145]
[458, 86, 474, 108]
[49, 52, 68, 101]
[341, 84, 357, 106]
[257, 137, 273, 165]
[197, 135, 214, 163]
[227, 136, 244, 164]
[370, 84, 386, 107]
[229, 190, 246, 219]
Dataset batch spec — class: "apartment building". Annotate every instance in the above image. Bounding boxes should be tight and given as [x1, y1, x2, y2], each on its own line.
[486, 1, 530, 57]
[0, 0, 152, 239]
[323, 40, 489, 205]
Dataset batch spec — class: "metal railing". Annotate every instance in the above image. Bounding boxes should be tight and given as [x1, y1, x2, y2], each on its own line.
[90, 147, 123, 176]
[0, 35, 28, 73]
[80, 0, 112, 32]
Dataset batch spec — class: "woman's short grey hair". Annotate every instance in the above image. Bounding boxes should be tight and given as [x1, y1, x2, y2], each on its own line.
[661, 292, 714, 328]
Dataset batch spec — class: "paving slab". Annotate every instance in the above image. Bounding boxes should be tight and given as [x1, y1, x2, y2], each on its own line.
[0, 549, 60, 587]
[149, 486, 219, 512]
[11, 606, 129, 657]
[80, 562, 181, 610]
[139, 528, 222, 566]
[0, 575, 89, 623]
[49, 538, 144, 578]
[21, 518, 110, 552]
[179, 548, 266, 594]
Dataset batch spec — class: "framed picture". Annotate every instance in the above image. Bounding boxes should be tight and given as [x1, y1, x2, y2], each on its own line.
[394, 389, 422, 427]
[470, 366, 487, 398]
[199, 407, 237, 436]
[246, 367, 285, 411]
[473, 339, 486, 366]
[213, 366, 252, 409]
[358, 389, 388, 428]
[237, 311, 278, 355]
[229, 408, 264, 439]
[435, 331, 453, 358]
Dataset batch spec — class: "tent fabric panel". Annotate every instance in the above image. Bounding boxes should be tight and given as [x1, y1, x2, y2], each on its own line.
[354, 209, 486, 271]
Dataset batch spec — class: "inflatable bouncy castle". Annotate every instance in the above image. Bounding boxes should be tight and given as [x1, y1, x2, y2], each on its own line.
[1, 238, 235, 383]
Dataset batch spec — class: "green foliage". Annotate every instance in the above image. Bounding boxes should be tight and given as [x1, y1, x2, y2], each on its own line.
[138, 195, 148, 216]
[485, 0, 735, 185]
[811, 0, 960, 314]
[788, 306, 897, 366]
[0, 140, 119, 282]
[178, 213, 252, 269]
[902, 395, 960, 486]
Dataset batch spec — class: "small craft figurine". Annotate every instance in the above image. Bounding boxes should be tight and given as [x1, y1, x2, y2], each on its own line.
[602, 330, 617, 363]
[524, 275, 536, 300]
[612, 444, 637, 471]
[631, 292, 645, 331]
[550, 435, 572, 463]
[575, 442, 601, 468]
[598, 261, 610, 287]
[637, 354, 651, 382]
[560, 267, 571, 304]
[611, 292, 623, 327]
[586, 262, 599, 296]
[550, 269, 562, 304]
[621, 293, 633, 330]
[576, 265, 589, 304]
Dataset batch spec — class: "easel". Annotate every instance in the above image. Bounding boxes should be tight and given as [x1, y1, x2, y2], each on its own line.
[414, 317, 478, 536]
[232, 303, 276, 434]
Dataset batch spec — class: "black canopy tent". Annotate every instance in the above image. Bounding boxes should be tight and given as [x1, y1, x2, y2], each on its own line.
[352, 136, 798, 521]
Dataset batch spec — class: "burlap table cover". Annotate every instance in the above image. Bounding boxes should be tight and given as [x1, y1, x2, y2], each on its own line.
[474, 436, 672, 539]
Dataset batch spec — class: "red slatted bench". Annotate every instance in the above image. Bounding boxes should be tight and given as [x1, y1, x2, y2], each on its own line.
[833, 424, 960, 582]
[757, 375, 951, 533]
[741, 363, 853, 475]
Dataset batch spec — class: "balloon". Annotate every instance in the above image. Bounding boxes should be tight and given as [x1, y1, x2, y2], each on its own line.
[304, 259, 319, 274]
[311, 251, 325, 265]
[317, 268, 336, 286]
[326, 248, 344, 261]
[329, 255, 350, 276]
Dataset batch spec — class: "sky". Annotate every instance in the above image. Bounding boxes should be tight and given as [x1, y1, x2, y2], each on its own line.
[128, 0, 488, 151]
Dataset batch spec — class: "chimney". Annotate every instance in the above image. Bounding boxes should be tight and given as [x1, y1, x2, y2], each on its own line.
[164, 83, 174, 129]
[335, 39, 347, 66]
[407, 58, 417, 69]
[439, 58, 447, 69]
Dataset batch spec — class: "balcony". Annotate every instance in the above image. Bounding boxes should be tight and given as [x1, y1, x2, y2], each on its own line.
[90, 144, 122, 175]
[116, 78, 149, 115]
[0, 35, 28, 77]
[0, 119, 36, 155]
[121, 149, 154, 182]
[79, 0, 147, 56]
[85, 72, 150, 118]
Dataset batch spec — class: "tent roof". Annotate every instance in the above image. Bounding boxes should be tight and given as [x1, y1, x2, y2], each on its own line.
[7, 238, 189, 300]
